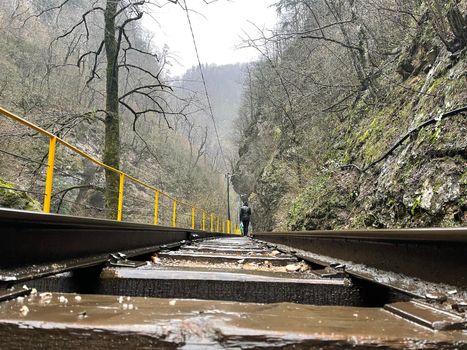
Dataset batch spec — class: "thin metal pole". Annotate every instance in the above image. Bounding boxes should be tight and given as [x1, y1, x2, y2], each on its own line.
[226, 174, 231, 222]
[172, 199, 177, 227]
[43, 136, 57, 213]
[153, 191, 159, 225]
[191, 207, 195, 229]
[117, 173, 125, 221]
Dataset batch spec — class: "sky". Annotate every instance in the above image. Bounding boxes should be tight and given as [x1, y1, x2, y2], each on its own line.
[144, 0, 278, 76]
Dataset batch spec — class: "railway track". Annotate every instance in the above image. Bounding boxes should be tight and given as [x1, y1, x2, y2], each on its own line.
[0, 209, 466, 349]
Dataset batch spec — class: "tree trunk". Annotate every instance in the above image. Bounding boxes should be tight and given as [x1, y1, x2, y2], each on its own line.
[103, 0, 120, 219]
[447, 4, 467, 51]
[71, 162, 99, 213]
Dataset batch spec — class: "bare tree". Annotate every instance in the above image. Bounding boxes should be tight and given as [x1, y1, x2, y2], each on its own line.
[29, 0, 181, 218]
[424, 0, 467, 52]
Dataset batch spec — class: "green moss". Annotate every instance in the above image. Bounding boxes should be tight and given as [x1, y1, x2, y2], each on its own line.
[460, 172, 467, 186]
[0, 178, 14, 189]
[411, 195, 422, 216]
[458, 197, 466, 210]
[410, 76, 426, 92]
[429, 125, 441, 143]
[0, 178, 41, 211]
[273, 127, 282, 141]
[427, 76, 448, 94]
[340, 151, 352, 165]
[348, 100, 419, 167]
[287, 174, 351, 230]
[363, 143, 382, 163]
[358, 129, 370, 143]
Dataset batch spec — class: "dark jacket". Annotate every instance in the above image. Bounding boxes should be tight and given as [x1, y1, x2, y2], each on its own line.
[240, 205, 251, 221]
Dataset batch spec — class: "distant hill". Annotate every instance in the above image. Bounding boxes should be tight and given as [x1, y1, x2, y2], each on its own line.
[180, 63, 246, 133]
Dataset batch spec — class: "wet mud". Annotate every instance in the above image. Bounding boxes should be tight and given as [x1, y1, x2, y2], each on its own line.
[0, 293, 466, 349]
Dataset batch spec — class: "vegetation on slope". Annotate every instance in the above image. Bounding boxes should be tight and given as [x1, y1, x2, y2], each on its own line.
[233, 0, 467, 231]
[0, 2, 241, 224]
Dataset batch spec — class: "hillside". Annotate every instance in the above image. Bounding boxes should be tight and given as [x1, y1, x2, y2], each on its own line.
[0, 2, 239, 223]
[232, 0, 467, 231]
[181, 63, 245, 130]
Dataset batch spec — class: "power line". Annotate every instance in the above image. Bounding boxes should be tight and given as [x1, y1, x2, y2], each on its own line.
[182, 0, 229, 172]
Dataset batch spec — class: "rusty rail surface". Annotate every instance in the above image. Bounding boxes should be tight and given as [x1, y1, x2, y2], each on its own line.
[0, 208, 227, 282]
[253, 228, 467, 289]
[2, 206, 465, 290]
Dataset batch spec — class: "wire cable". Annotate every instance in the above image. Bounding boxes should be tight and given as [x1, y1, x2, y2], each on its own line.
[0, 148, 44, 165]
[182, 0, 229, 171]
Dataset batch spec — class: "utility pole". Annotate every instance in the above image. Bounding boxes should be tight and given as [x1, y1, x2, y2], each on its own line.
[226, 173, 231, 221]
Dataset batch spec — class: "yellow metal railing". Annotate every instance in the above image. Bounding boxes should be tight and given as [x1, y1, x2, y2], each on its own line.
[0, 106, 238, 234]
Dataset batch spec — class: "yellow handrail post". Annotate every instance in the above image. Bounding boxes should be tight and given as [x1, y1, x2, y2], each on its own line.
[172, 199, 177, 227]
[227, 220, 231, 234]
[153, 191, 159, 225]
[191, 207, 195, 229]
[117, 173, 125, 221]
[0, 106, 233, 230]
[43, 136, 57, 213]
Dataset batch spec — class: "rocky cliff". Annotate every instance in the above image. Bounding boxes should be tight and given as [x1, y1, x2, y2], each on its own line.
[233, 1, 467, 231]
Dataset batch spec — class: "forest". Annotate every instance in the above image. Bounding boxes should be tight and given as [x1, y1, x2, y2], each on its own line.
[232, 0, 466, 231]
[0, 0, 243, 227]
[0, 2, 465, 347]
[0, 0, 466, 232]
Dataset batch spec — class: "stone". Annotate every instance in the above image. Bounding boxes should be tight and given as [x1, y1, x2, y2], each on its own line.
[425, 292, 447, 303]
[286, 264, 301, 272]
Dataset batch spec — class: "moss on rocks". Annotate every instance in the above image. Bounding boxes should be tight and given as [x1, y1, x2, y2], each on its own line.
[0, 178, 41, 211]
[234, 6, 467, 231]
[287, 174, 353, 230]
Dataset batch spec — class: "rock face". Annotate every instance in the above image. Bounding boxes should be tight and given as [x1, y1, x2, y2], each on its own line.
[0, 178, 41, 211]
[233, 5, 467, 231]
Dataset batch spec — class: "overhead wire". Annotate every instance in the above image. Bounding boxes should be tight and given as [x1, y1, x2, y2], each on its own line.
[182, 0, 229, 172]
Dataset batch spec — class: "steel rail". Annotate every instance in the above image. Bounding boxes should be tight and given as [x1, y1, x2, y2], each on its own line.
[254, 229, 467, 288]
[0, 208, 228, 282]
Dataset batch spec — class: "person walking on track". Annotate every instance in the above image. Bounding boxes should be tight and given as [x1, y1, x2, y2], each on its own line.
[239, 202, 251, 236]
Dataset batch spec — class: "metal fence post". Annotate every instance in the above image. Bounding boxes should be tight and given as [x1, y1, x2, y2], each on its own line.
[43, 136, 57, 213]
[117, 173, 125, 221]
[153, 191, 159, 225]
[191, 207, 195, 229]
[172, 199, 177, 227]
